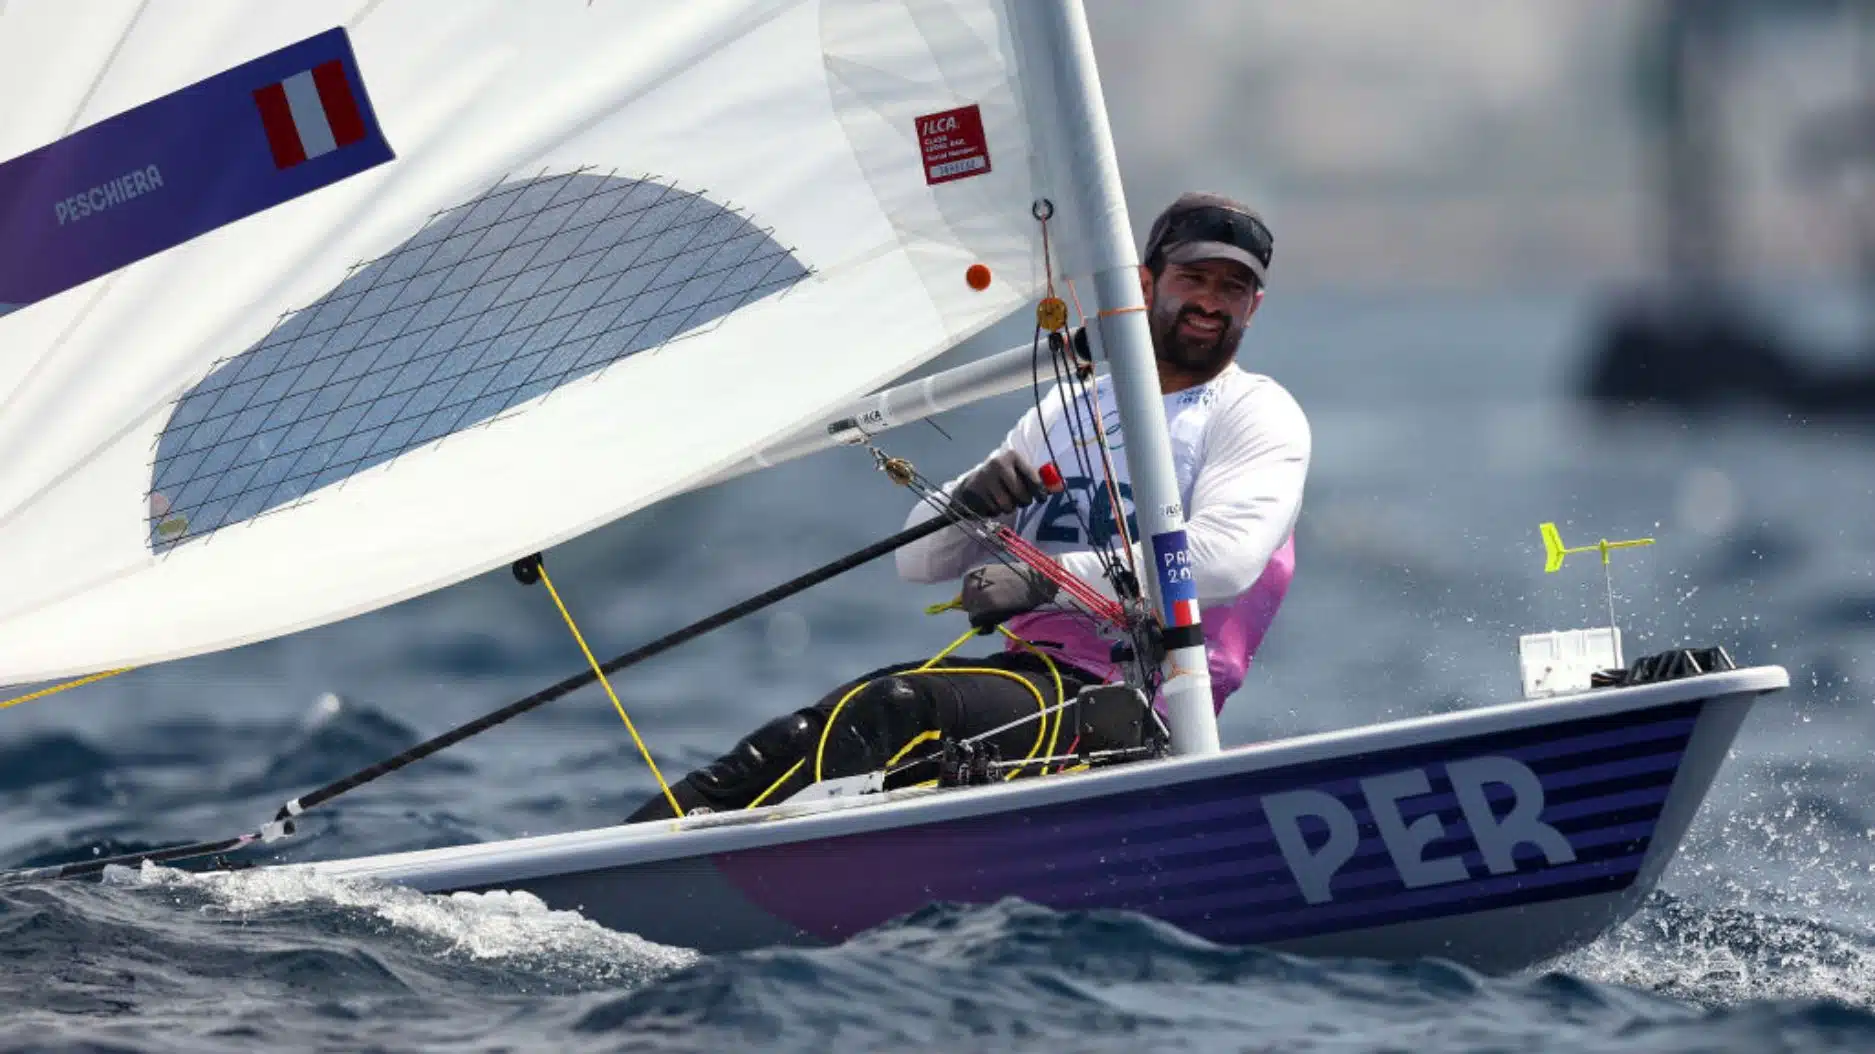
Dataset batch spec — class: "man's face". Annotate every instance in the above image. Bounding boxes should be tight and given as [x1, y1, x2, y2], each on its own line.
[1143, 257, 1261, 375]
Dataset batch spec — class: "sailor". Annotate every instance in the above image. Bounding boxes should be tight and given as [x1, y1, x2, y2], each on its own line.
[627, 192, 1310, 820]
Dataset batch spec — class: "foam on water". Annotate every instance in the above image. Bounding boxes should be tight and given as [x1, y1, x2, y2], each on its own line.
[115, 862, 699, 986]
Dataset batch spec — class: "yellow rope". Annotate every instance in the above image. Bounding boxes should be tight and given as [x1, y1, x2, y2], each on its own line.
[746, 757, 805, 810]
[753, 625, 1070, 809]
[995, 626, 1064, 779]
[815, 677, 897, 783]
[750, 616, 988, 810]
[536, 562, 683, 820]
[0, 667, 133, 712]
[812, 623, 1054, 784]
[814, 667, 1048, 782]
[918, 627, 980, 669]
[886, 730, 941, 768]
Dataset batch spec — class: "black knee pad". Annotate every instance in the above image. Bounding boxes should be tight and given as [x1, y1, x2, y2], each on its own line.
[693, 709, 824, 799]
[819, 675, 933, 775]
[862, 676, 923, 716]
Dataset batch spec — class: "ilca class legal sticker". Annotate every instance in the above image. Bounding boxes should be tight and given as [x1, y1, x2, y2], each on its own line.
[916, 104, 991, 186]
[1151, 529, 1201, 628]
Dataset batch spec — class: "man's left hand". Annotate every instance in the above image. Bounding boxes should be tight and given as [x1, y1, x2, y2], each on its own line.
[960, 563, 1059, 631]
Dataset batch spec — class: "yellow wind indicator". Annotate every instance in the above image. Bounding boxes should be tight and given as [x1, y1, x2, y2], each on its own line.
[1536, 522, 1657, 668]
[1539, 522, 1654, 574]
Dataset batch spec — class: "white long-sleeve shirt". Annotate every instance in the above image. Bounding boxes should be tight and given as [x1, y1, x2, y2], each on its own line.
[897, 362, 1310, 711]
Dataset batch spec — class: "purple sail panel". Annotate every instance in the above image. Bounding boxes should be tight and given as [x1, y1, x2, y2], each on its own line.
[0, 26, 393, 314]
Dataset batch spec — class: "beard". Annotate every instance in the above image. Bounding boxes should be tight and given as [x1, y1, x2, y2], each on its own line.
[1149, 296, 1245, 375]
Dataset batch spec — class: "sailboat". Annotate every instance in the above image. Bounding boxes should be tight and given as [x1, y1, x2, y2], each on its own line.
[0, 1, 1785, 975]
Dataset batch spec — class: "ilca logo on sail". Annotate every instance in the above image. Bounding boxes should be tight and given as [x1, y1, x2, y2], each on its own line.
[1262, 755, 1578, 905]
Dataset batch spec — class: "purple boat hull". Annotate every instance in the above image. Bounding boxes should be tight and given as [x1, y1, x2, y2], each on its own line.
[304, 665, 1785, 973]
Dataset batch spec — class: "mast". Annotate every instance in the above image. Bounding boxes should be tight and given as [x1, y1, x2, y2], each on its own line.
[1032, 0, 1221, 756]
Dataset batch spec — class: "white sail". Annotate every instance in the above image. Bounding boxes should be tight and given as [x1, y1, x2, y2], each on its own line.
[0, 0, 1073, 685]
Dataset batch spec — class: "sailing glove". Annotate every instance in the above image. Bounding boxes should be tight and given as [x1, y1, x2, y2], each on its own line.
[955, 450, 1048, 517]
[961, 562, 1059, 631]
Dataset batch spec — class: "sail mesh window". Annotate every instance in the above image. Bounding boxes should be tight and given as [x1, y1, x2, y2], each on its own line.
[147, 172, 810, 549]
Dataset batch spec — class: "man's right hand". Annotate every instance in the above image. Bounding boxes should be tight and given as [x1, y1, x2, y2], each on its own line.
[955, 450, 1047, 516]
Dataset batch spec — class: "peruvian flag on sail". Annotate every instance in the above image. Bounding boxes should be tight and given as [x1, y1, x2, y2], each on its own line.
[1170, 597, 1201, 628]
[252, 61, 367, 170]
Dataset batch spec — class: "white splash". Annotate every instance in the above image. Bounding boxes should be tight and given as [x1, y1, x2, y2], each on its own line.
[1560, 788, 1875, 1009]
[1562, 908, 1875, 1010]
[115, 862, 700, 984]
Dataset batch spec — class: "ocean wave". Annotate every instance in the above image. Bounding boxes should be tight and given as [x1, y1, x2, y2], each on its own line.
[567, 899, 1875, 1054]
